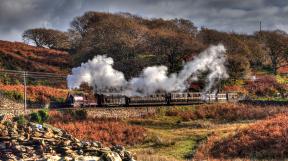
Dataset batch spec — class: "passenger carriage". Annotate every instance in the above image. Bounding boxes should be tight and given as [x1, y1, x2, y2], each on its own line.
[66, 91, 240, 107]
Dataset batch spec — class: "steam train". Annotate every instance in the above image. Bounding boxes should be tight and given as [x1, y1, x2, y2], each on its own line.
[66, 92, 239, 107]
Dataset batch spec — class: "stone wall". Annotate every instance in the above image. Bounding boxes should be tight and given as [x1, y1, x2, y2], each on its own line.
[86, 107, 159, 118]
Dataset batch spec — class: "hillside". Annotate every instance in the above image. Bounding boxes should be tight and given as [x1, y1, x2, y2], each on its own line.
[0, 40, 71, 74]
[207, 113, 288, 159]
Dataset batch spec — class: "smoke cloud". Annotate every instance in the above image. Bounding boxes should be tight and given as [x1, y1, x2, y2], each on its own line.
[67, 44, 228, 96]
[67, 56, 127, 91]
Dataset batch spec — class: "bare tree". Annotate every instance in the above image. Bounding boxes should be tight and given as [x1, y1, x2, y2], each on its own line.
[255, 30, 288, 75]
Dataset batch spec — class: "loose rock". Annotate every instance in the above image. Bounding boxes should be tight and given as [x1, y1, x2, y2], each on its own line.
[0, 116, 135, 161]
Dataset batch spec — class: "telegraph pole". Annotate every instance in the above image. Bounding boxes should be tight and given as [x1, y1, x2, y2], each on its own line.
[23, 71, 27, 113]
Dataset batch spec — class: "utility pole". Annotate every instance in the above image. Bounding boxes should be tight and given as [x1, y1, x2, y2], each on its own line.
[23, 71, 27, 113]
[259, 21, 262, 32]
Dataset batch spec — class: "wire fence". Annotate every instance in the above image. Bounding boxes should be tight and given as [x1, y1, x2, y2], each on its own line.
[0, 69, 68, 112]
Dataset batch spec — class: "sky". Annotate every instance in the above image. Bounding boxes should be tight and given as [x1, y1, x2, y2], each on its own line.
[1, 0, 288, 41]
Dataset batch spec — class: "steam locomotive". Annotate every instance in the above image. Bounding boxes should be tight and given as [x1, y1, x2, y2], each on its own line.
[66, 92, 239, 107]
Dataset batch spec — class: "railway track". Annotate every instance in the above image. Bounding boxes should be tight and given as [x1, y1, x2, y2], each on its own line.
[3, 100, 288, 119]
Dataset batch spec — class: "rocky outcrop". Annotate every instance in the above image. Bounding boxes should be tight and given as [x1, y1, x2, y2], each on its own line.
[0, 118, 135, 161]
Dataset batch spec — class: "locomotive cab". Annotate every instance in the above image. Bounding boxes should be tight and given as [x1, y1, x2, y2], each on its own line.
[66, 93, 85, 108]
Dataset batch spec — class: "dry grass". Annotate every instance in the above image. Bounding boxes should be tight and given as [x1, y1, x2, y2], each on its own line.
[0, 85, 68, 102]
[49, 110, 147, 146]
[135, 154, 179, 161]
[0, 40, 70, 74]
[48, 104, 288, 160]
[166, 103, 287, 122]
[210, 113, 288, 159]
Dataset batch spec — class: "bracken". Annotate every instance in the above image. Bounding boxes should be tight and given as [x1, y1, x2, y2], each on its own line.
[165, 103, 287, 122]
[210, 113, 288, 159]
[49, 111, 147, 146]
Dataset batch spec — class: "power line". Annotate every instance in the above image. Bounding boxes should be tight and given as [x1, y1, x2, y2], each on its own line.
[0, 70, 67, 78]
[0, 69, 68, 112]
[0, 69, 67, 77]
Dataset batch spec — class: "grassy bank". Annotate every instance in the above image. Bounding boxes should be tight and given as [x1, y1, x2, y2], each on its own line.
[47, 103, 288, 161]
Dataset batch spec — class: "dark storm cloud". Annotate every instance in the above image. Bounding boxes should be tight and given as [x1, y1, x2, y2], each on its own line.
[0, 0, 82, 41]
[0, 0, 288, 41]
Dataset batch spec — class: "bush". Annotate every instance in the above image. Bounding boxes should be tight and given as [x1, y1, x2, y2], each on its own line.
[38, 109, 49, 122]
[13, 115, 27, 126]
[29, 112, 42, 123]
[3, 120, 12, 127]
[29, 110, 50, 123]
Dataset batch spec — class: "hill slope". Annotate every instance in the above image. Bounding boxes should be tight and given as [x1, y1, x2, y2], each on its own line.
[0, 40, 71, 74]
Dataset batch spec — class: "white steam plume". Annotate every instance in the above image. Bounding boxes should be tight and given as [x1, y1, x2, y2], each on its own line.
[67, 44, 228, 96]
[67, 55, 127, 91]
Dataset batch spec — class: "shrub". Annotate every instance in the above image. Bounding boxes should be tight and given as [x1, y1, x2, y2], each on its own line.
[3, 120, 12, 127]
[29, 110, 50, 124]
[13, 115, 27, 126]
[29, 112, 42, 123]
[38, 109, 49, 122]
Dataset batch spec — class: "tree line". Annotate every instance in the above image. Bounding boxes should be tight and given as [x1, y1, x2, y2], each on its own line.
[22, 11, 288, 79]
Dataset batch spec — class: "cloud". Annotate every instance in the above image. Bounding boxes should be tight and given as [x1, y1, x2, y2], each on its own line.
[0, 0, 82, 41]
[0, 0, 287, 41]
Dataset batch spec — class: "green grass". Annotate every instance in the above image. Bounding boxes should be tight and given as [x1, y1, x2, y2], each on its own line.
[158, 135, 207, 159]
[129, 105, 198, 129]
[129, 126, 209, 160]
[127, 105, 253, 161]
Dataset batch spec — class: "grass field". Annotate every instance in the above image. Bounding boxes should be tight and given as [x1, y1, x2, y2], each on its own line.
[48, 103, 288, 161]
[127, 106, 253, 160]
